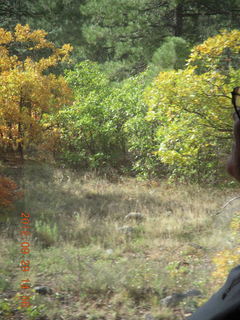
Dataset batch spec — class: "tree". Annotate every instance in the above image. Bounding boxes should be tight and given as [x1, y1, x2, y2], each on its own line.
[80, 0, 176, 80]
[25, 0, 86, 49]
[144, 30, 240, 182]
[0, 24, 73, 161]
[0, 0, 32, 29]
[2, 0, 240, 82]
[56, 61, 113, 168]
[0, 1, 86, 70]
[56, 60, 131, 169]
[54, 61, 160, 176]
[146, 36, 190, 81]
[172, 0, 240, 42]
[79, 0, 240, 80]
[188, 29, 240, 73]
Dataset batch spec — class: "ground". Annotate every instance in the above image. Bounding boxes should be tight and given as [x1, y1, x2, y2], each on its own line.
[0, 162, 239, 320]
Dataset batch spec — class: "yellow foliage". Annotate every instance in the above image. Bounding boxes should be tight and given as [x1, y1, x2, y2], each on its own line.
[188, 29, 240, 66]
[212, 248, 240, 286]
[230, 215, 240, 238]
[0, 24, 73, 154]
[0, 29, 12, 44]
[144, 66, 230, 167]
[212, 212, 240, 288]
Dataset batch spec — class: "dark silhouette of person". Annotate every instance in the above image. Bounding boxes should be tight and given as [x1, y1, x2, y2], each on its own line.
[188, 109, 240, 319]
[227, 116, 240, 182]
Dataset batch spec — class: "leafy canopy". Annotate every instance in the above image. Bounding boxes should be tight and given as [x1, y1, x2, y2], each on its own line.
[0, 24, 72, 156]
[188, 29, 240, 72]
[145, 30, 240, 181]
[54, 61, 159, 175]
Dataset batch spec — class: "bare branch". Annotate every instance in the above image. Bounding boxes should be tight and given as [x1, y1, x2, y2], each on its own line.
[216, 196, 240, 215]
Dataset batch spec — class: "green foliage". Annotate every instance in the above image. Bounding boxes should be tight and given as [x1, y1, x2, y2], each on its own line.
[35, 220, 59, 247]
[56, 61, 120, 168]
[54, 30, 240, 181]
[114, 74, 161, 177]
[15, 0, 86, 48]
[0, 277, 10, 292]
[78, 0, 240, 80]
[65, 60, 109, 99]
[144, 30, 240, 182]
[80, 0, 176, 80]
[24, 302, 46, 319]
[0, 298, 11, 313]
[55, 61, 160, 177]
[147, 36, 190, 80]
[3, 0, 240, 81]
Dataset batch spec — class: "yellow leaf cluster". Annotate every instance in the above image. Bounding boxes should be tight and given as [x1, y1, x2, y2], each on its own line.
[0, 29, 12, 44]
[0, 24, 73, 153]
[188, 29, 240, 64]
[212, 248, 240, 285]
[0, 24, 73, 73]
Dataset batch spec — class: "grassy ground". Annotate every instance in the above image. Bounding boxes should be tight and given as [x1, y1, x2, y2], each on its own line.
[0, 162, 240, 320]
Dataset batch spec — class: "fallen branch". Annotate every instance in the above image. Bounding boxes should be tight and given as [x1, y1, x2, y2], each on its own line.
[216, 196, 240, 215]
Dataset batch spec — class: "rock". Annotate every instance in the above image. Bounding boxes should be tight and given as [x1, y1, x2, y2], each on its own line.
[184, 311, 194, 319]
[34, 285, 53, 295]
[184, 289, 202, 297]
[161, 293, 186, 307]
[124, 212, 145, 221]
[117, 226, 134, 234]
[106, 249, 113, 255]
[161, 289, 202, 307]
[145, 313, 155, 320]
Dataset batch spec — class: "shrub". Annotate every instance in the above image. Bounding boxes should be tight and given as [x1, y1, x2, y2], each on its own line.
[55, 61, 161, 177]
[0, 175, 23, 209]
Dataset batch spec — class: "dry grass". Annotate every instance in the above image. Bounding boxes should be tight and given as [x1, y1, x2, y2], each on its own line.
[0, 162, 239, 319]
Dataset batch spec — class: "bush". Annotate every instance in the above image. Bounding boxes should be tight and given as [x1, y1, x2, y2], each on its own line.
[144, 30, 240, 182]
[55, 61, 161, 177]
[0, 175, 23, 210]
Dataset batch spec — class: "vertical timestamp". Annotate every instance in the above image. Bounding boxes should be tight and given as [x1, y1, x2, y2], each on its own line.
[19, 212, 31, 308]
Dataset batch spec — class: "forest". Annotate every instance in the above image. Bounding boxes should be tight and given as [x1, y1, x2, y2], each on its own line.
[1, 0, 240, 181]
[1, 1, 240, 319]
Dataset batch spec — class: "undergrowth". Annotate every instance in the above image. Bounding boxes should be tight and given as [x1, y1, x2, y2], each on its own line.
[0, 162, 239, 320]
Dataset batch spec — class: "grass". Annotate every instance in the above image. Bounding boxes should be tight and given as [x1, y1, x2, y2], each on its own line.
[0, 161, 239, 319]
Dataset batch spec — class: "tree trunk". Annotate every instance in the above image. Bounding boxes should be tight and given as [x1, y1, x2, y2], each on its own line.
[18, 91, 24, 163]
[175, 4, 183, 37]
